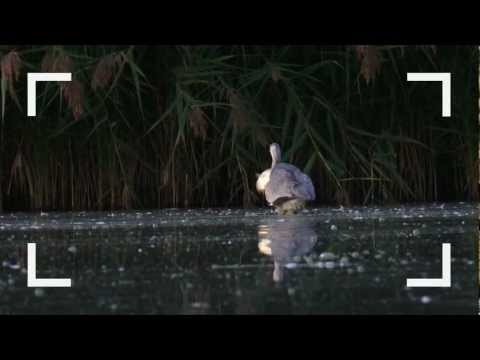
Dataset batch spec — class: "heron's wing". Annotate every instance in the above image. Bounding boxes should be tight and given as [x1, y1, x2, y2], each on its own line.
[265, 167, 296, 204]
[265, 165, 315, 204]
[293, 171, 316, 200]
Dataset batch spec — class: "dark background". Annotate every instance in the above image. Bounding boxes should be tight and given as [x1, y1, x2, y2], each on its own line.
[0, 45, 477, 212]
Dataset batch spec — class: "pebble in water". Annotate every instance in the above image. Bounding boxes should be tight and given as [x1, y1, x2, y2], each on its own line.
[420, 296, 432, 304]
[191, 302, 209, 309]
[339, 257, 350, 267]
[319, 252, 336, 261]
[9, 263, 20, 270]
[325, 261, 336, 270]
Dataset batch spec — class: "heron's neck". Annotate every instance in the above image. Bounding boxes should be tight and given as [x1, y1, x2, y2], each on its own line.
[270, 148, 281, 167]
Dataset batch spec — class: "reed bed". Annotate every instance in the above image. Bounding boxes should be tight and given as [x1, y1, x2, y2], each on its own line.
[0, 45, 477, 211]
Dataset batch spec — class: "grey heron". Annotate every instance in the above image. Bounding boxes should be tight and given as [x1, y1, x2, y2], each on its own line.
[256, 143, 315, 215]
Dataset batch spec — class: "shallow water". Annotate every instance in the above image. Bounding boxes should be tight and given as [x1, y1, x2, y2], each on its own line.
[0, 203, 478, 314]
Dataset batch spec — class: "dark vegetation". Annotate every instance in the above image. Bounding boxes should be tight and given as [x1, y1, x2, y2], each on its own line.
[0, 45, 477, 212]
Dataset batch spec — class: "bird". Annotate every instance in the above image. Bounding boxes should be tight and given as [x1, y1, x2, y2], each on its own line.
[256, 143, 315, 215]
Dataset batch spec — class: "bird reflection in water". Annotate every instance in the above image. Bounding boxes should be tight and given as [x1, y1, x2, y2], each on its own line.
[257, 217, 318, 282]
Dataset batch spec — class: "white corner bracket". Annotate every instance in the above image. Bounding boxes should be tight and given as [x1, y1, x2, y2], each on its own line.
[406, 72, 452, 289]
[27, 72, 72, 117]
[26, 74, 73, 288]
[406, 243, 451, 288]
[407, 72, 451, 117]
[27, 243, 71, 287]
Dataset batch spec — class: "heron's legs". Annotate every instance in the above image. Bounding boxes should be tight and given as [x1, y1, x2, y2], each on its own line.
[275, 199, 306, 215]
[279, 208, 298, 215]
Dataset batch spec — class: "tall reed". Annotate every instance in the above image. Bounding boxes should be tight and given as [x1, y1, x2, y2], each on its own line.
[0, 45, 477, 211]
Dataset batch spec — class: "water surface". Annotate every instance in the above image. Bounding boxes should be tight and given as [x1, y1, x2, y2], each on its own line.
[0, 203, 477, 314]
